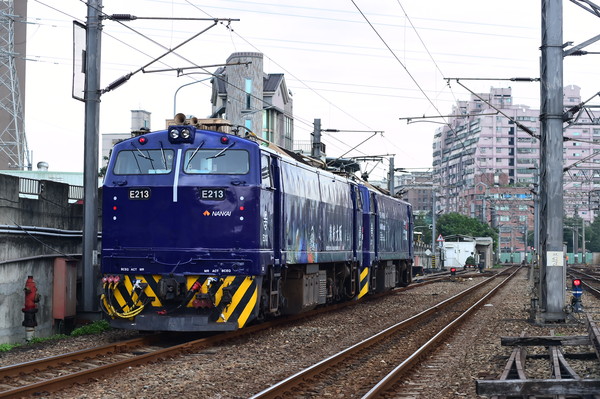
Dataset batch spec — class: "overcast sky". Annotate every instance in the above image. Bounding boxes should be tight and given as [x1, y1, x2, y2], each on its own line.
[24, 0, 600, 179]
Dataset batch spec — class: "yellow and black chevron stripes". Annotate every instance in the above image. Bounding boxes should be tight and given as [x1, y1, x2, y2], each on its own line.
[216, 276, 258, 328]
[358, 266, 369, 299]
[106, 274, 259, 328]
[111, 275, 162, 310]
[185, 275, 258, 327]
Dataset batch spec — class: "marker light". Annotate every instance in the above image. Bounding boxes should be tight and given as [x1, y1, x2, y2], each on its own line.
[220, 136, 230, 144]
[138, 136, 148, 145]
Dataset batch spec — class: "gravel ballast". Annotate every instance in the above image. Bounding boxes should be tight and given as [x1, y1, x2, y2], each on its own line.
[2, 268, 598, 398]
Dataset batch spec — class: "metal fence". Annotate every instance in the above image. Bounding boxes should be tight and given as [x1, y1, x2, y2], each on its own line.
[18, 177, 84, 202]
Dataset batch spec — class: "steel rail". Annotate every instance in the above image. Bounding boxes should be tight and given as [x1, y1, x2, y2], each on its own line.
[0, 269, 484, 398]
[249, 267, 517, 399]
[568, 269, 600, 299]
[361, 267, 519, 398]
[0, 335, 157, 379]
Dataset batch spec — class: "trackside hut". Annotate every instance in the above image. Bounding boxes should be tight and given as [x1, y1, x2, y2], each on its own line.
[443, 235, 493, 269]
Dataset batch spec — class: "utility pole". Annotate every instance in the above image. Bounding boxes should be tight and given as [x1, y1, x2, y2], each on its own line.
[388, 156, 395, 195]
[538, 0, 565, 322]
[311, 118, 323, 160]
[431, 191, 437, 270]
[81, 0, 102, 316]
[582, 218, 586, 263]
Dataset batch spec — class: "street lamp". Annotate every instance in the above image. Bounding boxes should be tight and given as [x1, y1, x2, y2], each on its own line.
[173, 76, 215, 116]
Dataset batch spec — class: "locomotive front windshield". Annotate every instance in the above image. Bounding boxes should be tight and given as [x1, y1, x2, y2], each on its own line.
[184, 149, 249, 175]
[113, 149, 175, 175]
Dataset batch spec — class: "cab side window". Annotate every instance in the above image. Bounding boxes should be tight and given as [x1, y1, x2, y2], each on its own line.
[261, 154, 272, 188]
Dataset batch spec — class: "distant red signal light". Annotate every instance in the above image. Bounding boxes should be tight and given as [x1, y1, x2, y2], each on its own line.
[573, 279, 582, 287]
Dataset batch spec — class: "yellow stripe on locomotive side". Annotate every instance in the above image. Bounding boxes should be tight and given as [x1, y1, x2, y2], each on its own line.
[111, 275, 164, 310]
[185, 276, 204, 307]
[215, 276, 236, 306]
[358, 266, 369, 299]
[219, 276, 257, 327]
[110, 276, 136, 311]
[237, 283, 258, 328]
[111, 283, 127, 309]
[137, 275, 163, 307]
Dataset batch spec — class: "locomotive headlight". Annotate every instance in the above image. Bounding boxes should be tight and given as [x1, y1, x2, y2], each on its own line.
[167, 125, 196, 143]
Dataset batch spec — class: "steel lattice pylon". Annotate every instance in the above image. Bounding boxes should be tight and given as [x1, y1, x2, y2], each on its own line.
[0, 0, 28, 169]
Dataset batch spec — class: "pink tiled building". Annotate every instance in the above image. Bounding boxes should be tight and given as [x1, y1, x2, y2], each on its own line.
[432, 85, 597, 258]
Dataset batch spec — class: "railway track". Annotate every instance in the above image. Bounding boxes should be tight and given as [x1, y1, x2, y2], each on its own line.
[0, 333, 210, 398]
[569, 267, 600, 299]
[0, 270, 478, 398]
[249, 267, 519, 399]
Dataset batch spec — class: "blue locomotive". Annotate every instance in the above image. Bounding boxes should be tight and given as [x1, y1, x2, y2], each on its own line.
[100, 117, 413, 331]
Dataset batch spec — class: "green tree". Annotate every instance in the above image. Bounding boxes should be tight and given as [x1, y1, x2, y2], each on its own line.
[436, 212, 498, 247]
[585, 216, 600, 252]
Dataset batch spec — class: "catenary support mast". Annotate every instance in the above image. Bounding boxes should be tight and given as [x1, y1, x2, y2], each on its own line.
[538, 0, 565, 322]
[81, 0, 102, 315]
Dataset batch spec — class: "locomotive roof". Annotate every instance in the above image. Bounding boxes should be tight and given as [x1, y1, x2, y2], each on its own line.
[147, 117, 404, 202]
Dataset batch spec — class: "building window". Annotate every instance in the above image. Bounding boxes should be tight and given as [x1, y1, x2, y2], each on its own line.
[284, 116, 293, 149]
[262, 110, 274, 142]
[244, 78, 252, 109]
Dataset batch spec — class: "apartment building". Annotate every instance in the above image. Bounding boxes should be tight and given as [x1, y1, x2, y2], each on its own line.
[432, 85, 597, 260]
[396, 171, 434, 217]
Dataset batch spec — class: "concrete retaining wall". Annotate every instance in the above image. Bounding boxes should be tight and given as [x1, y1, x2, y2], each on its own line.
[0, 174, 98, 345]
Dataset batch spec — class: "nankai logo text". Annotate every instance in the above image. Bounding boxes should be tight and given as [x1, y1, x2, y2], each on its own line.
[203, 210, 232, 216]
